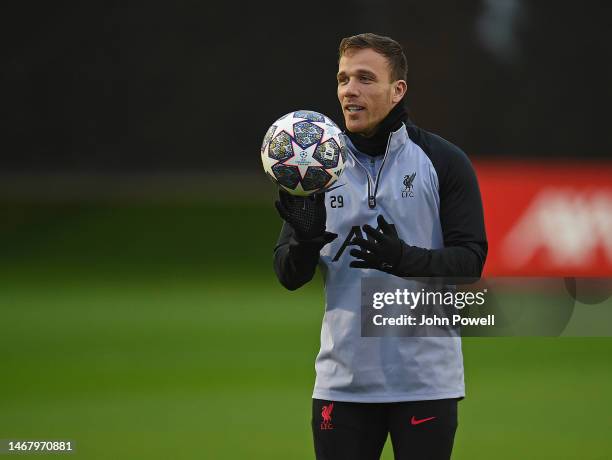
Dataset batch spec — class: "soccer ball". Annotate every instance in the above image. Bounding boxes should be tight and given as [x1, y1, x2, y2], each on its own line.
[261, 110, 347, 196]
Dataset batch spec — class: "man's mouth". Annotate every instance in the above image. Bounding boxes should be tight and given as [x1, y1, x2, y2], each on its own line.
[345, 105, 365, 113]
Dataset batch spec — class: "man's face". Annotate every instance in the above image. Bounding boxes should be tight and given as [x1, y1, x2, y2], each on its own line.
[337, 48, 406, 136]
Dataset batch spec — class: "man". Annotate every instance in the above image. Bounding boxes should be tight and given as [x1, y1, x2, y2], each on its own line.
[273, 33, 487, 460]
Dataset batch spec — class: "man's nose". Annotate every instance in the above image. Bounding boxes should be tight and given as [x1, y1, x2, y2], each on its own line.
[341, 78, 359, 98]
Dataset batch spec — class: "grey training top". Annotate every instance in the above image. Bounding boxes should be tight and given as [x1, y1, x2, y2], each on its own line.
[274, 122, 487, 402]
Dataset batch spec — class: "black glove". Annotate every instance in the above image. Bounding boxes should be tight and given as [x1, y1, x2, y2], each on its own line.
[275, 189, 337, 242]
[349, 215, 403, 272]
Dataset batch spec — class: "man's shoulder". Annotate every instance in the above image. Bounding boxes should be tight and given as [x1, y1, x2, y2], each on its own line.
[405, 122, 468, 164]
[404, 121, 475, 183]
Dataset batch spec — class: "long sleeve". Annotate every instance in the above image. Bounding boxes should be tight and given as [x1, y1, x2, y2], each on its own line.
[394, 243, 486, 278]
[396, 125, 488, 278]
[273, 222, 336, 290]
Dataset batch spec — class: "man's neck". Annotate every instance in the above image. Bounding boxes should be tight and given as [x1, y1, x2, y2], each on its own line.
[346, 103, 408, 156]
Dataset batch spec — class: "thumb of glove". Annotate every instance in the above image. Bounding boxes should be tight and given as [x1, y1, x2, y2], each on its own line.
[274, 199, 290, 222]
[323, 231, 338, 244]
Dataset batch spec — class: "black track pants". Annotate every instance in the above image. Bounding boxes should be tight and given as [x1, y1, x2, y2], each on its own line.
[312, 398, 458, 460]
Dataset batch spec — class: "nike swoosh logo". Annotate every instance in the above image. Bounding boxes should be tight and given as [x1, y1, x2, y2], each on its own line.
[324, 183, 346, 193]
[411, 416, 437, 425]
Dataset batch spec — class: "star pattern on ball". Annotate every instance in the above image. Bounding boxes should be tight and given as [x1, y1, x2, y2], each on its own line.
[273, 113, 301, 138]
[311, 118, 341, 144]
[262, 110, 347, 196]
[283, 141, 323, 178]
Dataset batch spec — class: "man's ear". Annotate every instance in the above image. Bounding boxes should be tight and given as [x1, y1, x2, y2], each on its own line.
[392, 80, 407, 103]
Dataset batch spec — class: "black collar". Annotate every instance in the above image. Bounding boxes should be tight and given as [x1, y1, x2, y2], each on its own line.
[346, 102, 409, 157]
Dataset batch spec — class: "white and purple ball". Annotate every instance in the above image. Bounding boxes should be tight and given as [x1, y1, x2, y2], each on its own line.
[261, 110, 347, 196]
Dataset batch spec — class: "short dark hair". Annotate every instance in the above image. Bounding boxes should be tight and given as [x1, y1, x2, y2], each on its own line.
[339, 33, 408, 82]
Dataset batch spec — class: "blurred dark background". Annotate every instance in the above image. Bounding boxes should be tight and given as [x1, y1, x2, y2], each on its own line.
[4, 1, 611, 173]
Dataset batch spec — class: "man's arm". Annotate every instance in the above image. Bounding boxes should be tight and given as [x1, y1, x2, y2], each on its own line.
[273, 223, 335, 290]
[393, 238, 486, 278]
[394, 142, 487, 277]
[272, 191, 337, 290]
[350, 213, 486, 279]
[350, 128, 487, 278]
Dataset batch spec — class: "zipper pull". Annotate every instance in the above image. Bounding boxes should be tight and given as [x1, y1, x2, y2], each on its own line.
[369, 159, 376, 208]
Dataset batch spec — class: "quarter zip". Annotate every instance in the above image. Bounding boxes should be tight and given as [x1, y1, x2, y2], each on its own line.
[368, 158, 376, 207]
[369, 130, 395, 208]
[343, 125, 401, 209]
[348, 150, 376, 208]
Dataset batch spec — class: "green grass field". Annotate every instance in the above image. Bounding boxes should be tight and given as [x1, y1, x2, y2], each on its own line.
[1, 202, 611, 459]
